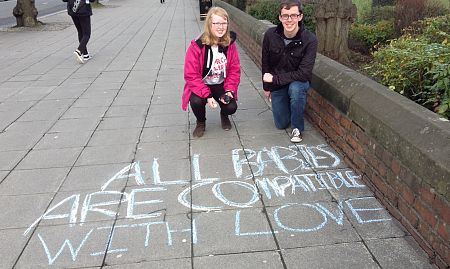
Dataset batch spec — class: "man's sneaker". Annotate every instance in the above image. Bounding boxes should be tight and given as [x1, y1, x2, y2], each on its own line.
[291, 128, 303, 143]
[83, 54, 92, 61]
[74, 49, 84, 64]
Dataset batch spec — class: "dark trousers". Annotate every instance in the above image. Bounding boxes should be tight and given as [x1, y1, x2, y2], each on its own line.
[190, 84, 238, 122]
[71, 15, 91, 55]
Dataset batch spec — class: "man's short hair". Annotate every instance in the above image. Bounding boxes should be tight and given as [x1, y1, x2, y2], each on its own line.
[279, 0, 303, 14]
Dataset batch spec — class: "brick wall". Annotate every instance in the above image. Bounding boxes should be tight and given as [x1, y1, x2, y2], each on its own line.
[306, 90, 450, 268]
[216, 1, 450, 268]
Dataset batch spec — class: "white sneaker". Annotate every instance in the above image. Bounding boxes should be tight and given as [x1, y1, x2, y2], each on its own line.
[83, 54, 92, 61]
[74, 49, 84, 64]
[291, 128, 303, 143]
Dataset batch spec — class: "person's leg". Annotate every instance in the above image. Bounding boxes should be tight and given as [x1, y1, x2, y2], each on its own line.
[71, 16, 83, 43]
[288, 81, 310, 132]
[270, 86, 290, 129]
[209, 84, 236, 130]
[189, 93, 207, 137]
[77, 15, 91, 55]
[189, 93, 207, 122]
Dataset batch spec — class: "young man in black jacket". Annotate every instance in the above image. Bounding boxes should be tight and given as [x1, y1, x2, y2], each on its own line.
[65, 0, 94, 63]
[262, 0, 318, 143]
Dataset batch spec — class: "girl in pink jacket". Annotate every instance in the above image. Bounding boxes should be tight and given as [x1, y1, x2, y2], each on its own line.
[182, 7, 241, 138]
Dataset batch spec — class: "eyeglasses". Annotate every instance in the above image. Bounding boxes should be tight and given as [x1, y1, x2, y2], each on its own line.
[211, 22, 228, 27]
[280, 14, 301, 21]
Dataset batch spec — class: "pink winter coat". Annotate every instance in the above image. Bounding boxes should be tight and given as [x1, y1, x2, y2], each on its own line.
[182, 33, 241, 111]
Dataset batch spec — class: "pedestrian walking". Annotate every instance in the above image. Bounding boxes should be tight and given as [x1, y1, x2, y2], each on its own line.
[160, 0, 164, 3]
[182, 7, 241, 138]
[64, 0, 94, 64]
[262, 0, 318, 143]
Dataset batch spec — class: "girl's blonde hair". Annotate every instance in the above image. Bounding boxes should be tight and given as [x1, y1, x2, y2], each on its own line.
[201, 7, 231, 47]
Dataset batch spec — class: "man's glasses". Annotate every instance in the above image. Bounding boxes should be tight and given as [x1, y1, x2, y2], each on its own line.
[211, 22, 228, 27]
[280, 14, 301, 21]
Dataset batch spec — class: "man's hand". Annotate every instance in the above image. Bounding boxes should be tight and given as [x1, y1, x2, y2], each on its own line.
[263, 90, 271, 102]
[263, 73, 273, 83]
[207, 97, 218, 108]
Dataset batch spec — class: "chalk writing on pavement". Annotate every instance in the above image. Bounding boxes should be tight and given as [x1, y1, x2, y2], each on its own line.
[22, 145, 391, 265]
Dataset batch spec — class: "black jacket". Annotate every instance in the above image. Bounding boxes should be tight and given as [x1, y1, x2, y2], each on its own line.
[65, 0, 93, 16]
[262, 23, 318, 91]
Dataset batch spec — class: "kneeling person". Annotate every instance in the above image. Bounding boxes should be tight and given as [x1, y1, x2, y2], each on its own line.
[182, 7, 241, 138]
[262, 0, 318, 143]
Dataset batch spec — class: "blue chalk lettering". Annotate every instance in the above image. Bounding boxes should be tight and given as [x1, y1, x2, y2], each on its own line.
[274, 203, 327, 232]
[38, 229, 93, 265]
[91, 225, 129, 256]
[235, 210, 277, 236]
[345, 197, 391, 223]
[314, 201, 345, 225]
[133, 221, 165, 247]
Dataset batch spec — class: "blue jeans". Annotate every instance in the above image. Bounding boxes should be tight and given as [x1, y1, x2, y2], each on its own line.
[271, 81, 310, 131]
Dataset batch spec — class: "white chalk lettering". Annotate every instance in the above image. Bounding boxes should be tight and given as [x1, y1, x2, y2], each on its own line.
[153, 158, 189, 185]
[212, 181, 259, 208]
[24, 194, 80, 236]
[193, 154, 219, 182]
[101, 162, 145, 191]
[127, 187, 166, 219]
[80, 191, 127, 223]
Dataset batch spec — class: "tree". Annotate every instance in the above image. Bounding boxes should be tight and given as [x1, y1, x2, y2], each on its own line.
[313, 0, 356, 63]
[13, 0, 40, 27]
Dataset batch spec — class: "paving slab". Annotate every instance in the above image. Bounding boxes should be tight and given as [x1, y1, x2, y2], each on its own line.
[15, 147, 82, 169]
[0, 150, 28, 171]
[194, 251, 284, 269]
[98, 116, 146, 130]
[87, 128, 141, 147]
[0, 228, 32, 269]
[0, 167, 70, 195]
[60, 162, 132, 192]
[75, 145, 135, 166]
[34, 131, 93, 149]
[282, 242, 380, 269]
[192, 209, 277, 256]
[0, 193, 54, 229]
[366, 237, 435, 269]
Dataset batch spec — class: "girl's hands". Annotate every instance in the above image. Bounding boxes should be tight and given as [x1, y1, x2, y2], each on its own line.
[207, 97, 218, 108]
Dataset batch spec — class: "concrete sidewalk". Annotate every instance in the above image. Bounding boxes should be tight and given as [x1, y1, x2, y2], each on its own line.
[0, 0, 435, 268]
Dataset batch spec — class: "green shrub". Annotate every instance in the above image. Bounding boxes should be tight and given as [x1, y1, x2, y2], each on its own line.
[372, 0, 394, 6]
[425, 63, 450, 118]
[362, 5, 395, 24]
[420, 14, 450, 43]
[302, 4, 315, 33]
[247, 0, 279, 25]
[365, 15, 450, 118]
[352, 0, 372, 23]
[349, 20, 395, 51]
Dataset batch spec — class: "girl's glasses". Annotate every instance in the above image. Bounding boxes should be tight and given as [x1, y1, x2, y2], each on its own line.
[211, 22, 228, 27]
